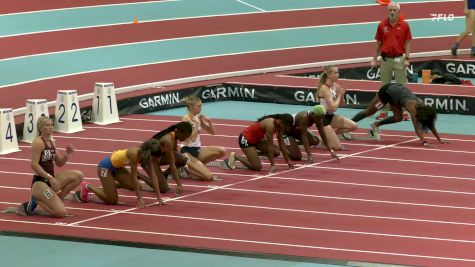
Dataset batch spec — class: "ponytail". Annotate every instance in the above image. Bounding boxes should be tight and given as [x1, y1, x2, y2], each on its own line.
[152, 122, 192, 141]
[257, 113, 294, 127]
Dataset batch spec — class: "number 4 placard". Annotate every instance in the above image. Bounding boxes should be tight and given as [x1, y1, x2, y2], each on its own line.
[54, 90, 84, 133]
[0, 108, 20, 154]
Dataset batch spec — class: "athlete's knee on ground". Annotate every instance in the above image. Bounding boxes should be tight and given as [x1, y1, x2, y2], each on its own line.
[250, 163, 262, 171]
[104, 196, 118, 205]
[159, 183, 171, 193]
[51, 206, 67, 218]
[200, 173, 214, 181]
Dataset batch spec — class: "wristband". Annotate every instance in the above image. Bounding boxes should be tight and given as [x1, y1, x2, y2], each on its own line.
[45, 174, 52, 181]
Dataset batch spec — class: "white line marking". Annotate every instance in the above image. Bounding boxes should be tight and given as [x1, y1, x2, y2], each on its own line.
[351, 155, 475, 167]
[222, 187, 475, 211]
[235, 0, 265, 12]
[0, 0, 181, 17]
[266, 176, 475, 196]
[171, 199, 475, 227]
[57, 138, 417, 225]
[0, 196, 473, 227]
[310, 166, 475, 182]
[0, 218, 474, 262]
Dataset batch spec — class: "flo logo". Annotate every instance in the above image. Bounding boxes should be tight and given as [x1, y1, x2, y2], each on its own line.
[430, 14, 455, 21]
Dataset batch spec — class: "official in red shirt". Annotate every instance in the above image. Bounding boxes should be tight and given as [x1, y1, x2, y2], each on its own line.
[371, 2, 412, 121]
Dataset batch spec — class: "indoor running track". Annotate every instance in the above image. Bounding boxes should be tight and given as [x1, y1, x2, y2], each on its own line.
[1, 115, 475, 267]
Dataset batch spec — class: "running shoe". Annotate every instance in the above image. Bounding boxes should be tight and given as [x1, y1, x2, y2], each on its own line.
[178, 167, 192, 179]
[26, 196, 37, 214]
[369, 123, 381, 141]
[341, 132, 352, 140]
[80, 182, 89, 203]
[403, 113, 410, 121]
[71, 191, 82, 203]
[16, 202, 30, 216]
[211, 176, 222, 181]
[228, 152, 236, 169]
[222, 159, 232, 169]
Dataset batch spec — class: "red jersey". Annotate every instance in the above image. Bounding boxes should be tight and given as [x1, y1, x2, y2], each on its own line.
[242, 122, 266, 145]
[39, 137, 56, 176]
[375, 18, 412, 57]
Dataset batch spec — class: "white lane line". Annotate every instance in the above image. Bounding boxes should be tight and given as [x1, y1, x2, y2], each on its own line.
[0, 217, 474, 263]
[4, 201, 475, 244]
[235, 0, 265, 12]
[57, 138, 417, 225]
[2, 196, 475, 227]
[0, 0, 181, 17]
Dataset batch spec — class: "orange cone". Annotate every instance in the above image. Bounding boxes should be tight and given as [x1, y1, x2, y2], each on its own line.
[376, 0, 391, 5]
[133, 18, 139, 24]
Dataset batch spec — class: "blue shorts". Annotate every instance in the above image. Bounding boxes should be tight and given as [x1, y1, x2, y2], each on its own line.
[469, 0, 475, 10]
[180, 146, 201, 158]
[98, 156, 117, 175]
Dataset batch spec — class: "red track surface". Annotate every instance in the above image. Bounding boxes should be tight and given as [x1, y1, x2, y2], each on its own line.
[0, 1, 470, 111]
[2, 1, 475, 266]
[1, 115, 475, 267]
[0, 0, 162, 14]
[0, 2, 462, 59]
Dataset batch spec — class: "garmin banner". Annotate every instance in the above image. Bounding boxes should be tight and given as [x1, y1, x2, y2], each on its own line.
[295, 59, 475, 81]
[109, 83, 474, 116]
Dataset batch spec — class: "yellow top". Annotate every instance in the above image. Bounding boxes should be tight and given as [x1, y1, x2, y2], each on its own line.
[110, 149, 130, 168]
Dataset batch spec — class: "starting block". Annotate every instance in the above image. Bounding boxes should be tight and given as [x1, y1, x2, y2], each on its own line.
[54, 90, 83, 133]
[91, 82, 120, 125]
[22, 99, 49, 143]
[0, 108, 20, 154]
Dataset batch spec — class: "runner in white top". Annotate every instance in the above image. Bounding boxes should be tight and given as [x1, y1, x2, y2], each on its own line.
[315, 66, 357, 150]
[181, 96, 226, 180]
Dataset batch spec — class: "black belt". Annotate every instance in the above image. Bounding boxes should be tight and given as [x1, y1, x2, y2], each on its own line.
[381, 53, 403, 60]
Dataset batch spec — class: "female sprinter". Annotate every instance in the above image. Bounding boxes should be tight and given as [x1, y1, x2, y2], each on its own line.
[17, 116, 84, 217]
[351, 83, 447, 146]
[315, 65, 357, 149]
[284, 105, 339, 163]
[180, 96, 226, 180]
[78, 139, 163, 208]
[225, 113, 295, 174]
